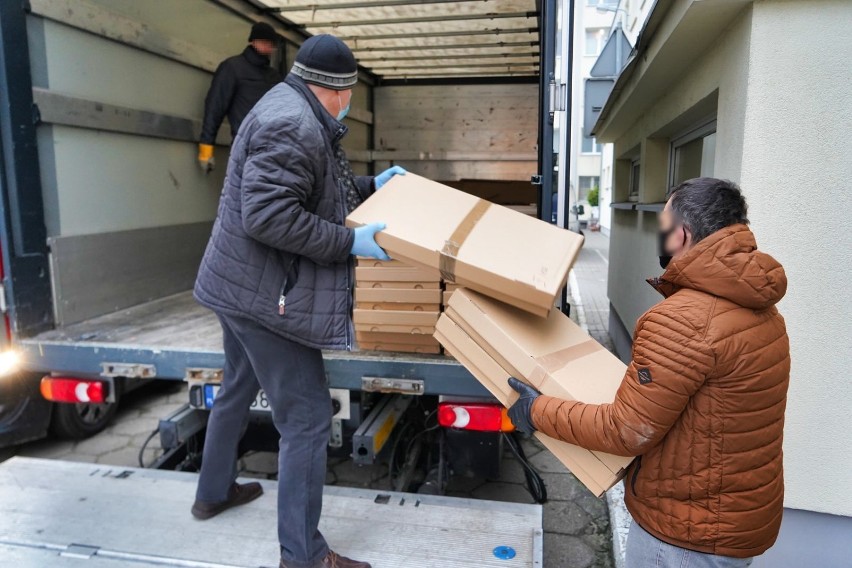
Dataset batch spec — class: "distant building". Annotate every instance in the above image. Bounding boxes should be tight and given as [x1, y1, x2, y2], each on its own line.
[592, 0, 852, 565]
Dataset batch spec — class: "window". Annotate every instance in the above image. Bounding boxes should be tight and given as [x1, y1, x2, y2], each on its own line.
[628, 159, 640, 201]
[579, 176, 600, 202]
[582, 135, 603, 154]
[670, 121, 717, 187]
[585, 29, 607, 56]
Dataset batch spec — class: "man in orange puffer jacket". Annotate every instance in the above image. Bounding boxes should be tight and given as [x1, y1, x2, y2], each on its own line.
[509, 177, 789, 567]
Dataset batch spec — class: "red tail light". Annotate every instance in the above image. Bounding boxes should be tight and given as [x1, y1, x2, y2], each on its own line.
[40, 377, 107, 404]
[438, 402, 515, 432]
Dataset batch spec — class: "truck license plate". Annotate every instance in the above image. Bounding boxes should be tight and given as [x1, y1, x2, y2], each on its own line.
[202, 384, 271, 412]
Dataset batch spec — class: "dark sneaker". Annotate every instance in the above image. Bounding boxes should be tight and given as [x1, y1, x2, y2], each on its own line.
[191, 482, 263, 520]
[279, 551, 372, 568]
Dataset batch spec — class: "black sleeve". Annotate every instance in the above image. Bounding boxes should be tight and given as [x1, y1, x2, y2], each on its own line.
[241, 119, 355, 265]
[354, 176, 376, 202]
[200, 60, 237, 145]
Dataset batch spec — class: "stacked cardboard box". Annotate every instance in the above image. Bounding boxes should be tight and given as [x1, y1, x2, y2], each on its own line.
[354, 258, 442, 354]
[435, 288, 634, 497]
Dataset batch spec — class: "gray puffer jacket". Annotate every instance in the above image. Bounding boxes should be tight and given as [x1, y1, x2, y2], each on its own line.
[194, 74, 374, 350]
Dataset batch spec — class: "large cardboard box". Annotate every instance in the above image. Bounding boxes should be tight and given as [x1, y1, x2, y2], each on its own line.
[346, 174, 584, 317]
[436, 288, 633, 496]
[353, 309, 439, 327]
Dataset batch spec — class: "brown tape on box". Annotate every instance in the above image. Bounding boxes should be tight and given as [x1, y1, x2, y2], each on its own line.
[529, 340, 601, 388]
[439, 200, 491, 283]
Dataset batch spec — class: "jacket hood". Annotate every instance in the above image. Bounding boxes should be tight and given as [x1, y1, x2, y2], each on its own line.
[650, 224, 787, 310]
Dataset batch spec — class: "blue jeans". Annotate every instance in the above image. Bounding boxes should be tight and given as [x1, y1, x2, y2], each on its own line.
[196, 313, 332, 568]
[626, 522, 754, 568]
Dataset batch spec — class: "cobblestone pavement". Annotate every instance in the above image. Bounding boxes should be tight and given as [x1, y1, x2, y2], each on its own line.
[7, 233, 619, 568]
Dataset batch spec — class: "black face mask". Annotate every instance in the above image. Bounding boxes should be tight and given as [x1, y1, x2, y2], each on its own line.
[658, 226, 685, 269]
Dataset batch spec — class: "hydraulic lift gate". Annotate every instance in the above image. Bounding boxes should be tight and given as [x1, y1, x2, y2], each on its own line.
[0, 457, 543, 567]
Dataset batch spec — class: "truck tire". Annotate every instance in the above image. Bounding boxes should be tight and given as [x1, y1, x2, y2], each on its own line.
[50, 400, 118, 439]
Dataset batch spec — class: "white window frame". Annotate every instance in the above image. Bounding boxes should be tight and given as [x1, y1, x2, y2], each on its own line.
[668, 119, 717, 189]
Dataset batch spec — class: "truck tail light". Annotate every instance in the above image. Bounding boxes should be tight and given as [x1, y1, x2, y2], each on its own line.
[40, 377, 107, 404]
[438, 402, 515, 432]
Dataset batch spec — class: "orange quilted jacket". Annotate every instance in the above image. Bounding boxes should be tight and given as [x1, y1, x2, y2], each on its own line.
[532, 224, 790, 558]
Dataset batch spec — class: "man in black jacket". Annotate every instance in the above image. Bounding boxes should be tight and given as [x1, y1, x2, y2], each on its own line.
[197, 22, 282, 173]
[192, 34, 404, 568]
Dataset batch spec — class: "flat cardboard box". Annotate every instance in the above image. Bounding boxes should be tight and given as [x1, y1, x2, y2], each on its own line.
[355, 323, 436, 334]
[359, 341, 441, 355]
[355, 331, 440, 346]
[356, 258, 408, 267]
[442, 291, 453, 306]
[357, 302, 441, 312]
[356, 281, 441, 290]
[355, 266, 441, 282]
[438, 288, 633, 494]
[355, 287, 442, 305]
[353, 309, 439, 327]
[445, 283, 461, 292]
[435, 315, 614, 497]
[346, 174, 584, 317]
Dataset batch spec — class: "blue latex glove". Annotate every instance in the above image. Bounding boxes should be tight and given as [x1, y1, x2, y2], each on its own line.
[375, 166, 407, 190]
[351, 223, 391, 260]
[508, 377, 541, 434]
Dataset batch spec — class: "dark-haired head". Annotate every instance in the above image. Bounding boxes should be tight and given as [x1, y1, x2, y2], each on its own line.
[658, 178, 749, 268]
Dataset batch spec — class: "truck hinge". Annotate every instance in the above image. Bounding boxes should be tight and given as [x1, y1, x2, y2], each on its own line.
[32, 102, 41, 125]
[21, 0, 32, 14]
[549, 80, 567, 113]
[0, 283, 7, 313]
[530, 175, 543, 186]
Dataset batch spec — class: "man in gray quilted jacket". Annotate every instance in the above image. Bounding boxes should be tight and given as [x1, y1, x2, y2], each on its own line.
[191, 34, 405, 568]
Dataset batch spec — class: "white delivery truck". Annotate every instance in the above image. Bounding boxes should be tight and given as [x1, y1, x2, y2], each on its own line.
[0, 0, 579, 565]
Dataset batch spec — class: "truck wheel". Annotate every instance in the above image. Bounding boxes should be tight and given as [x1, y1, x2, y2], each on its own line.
[50, 400, 118, 439]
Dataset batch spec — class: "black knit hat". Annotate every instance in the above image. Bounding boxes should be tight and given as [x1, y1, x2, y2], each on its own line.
[249, 22, 278, 42]
[291, 34, 358, 90]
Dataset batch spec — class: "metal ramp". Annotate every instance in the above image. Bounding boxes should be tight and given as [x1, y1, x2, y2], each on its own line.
[0, 457, 542, 567]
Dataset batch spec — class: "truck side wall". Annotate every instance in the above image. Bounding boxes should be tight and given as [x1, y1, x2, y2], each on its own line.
[24, 0, 373, 325]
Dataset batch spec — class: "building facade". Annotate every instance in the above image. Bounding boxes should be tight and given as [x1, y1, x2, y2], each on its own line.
[593, 0, 852, 565]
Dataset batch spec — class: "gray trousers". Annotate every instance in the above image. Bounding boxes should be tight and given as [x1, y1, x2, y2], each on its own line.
[627, 522, 754, 568]
[196, 313, 332, 568]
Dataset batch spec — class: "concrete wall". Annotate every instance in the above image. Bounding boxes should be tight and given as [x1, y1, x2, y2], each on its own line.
[607, 6, 752, 334]
[738, 0, 852, 517]
[600, 0, 852, 560]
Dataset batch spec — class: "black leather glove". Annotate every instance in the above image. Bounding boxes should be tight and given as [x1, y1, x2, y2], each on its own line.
[507, 377, 542, 434]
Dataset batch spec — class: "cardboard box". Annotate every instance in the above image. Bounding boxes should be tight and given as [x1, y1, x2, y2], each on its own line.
[357, 302, 441, 312]
[445, 283, 461, 292]
[442, 290, 453, 306]
[435, 288, 633, 496]
[356, 281, 441, 290]
[355, 331, 440, 346]
[353, 309, 439, 327]
[355, 288, 442, 305]
[359, 341, 441, 355]
[356, 258, 408, 267]
[346, 174, 584, 317]
[355, 323, 436, 334]
[355, 266, 441, 282]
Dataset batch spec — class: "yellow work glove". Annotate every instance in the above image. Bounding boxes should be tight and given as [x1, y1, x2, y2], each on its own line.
[198, 144, 215, 173]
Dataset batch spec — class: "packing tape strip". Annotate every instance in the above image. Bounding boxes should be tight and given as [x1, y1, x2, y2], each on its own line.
[439, 200, 492, 283]
[528, 339, 600, 388]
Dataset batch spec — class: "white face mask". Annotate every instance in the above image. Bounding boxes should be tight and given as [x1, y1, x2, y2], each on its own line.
[336, 91, 350, 121]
